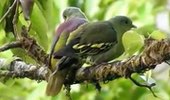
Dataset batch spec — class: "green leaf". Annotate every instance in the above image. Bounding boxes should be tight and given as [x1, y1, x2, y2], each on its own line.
[36, 0, 54, 29]
[122, 30, 144, 56]
[3, 79, 16, 87]
[11, 48, 36, 64]
[0, 0, 10, 30]
[149, 30, 167, 40]
[30, 3, 48, 51]
[0, 0, 9, 17]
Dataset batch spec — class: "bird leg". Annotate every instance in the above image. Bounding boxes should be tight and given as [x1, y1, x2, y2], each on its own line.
[129, 76, 157, 97]
[64, 84, 72, 100]
[93, 82, 101, 91]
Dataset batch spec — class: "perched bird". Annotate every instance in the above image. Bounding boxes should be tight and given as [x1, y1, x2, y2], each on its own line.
[48, 7, 88, 69]
[46, 7, 88, 96]
[54, 16, 136, 64]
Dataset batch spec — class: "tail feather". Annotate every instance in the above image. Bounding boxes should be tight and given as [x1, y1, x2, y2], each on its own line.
[46, 57, 79, 96]
[46, 69, 68, 96]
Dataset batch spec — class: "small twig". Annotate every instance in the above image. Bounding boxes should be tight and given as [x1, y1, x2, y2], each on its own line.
[12, 0, 20, 38]
[0, 41, 22, 52]
[28, 22, 32, 32]
[0, 0, 17, 23]
[129, 76, 157, 97]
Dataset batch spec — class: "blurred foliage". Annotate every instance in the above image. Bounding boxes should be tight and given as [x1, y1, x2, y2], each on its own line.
[0, 0, 170, 100]
[122, 30, 145, 57]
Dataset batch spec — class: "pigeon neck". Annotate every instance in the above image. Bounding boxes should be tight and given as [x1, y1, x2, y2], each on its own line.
[107, 21, 124, 43]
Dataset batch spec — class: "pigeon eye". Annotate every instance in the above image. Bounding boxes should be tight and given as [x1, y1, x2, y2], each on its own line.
[124, 20, 129, 24]
[120, 19, 129, 25]
[63, 15, 67, 19]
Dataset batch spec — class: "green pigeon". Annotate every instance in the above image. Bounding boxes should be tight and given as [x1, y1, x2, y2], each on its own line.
[48, 16, 135, 96]
[46, 7, 88, 96]
[48, 7, 88, 69]
[54, 16, 136, 65]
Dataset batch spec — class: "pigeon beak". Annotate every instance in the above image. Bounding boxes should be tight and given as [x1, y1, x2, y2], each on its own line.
[132, 24, 137, 28]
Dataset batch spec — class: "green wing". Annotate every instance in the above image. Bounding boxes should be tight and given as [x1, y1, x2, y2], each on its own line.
[53, 21, 117, 58]
[73, 21, 117, 56]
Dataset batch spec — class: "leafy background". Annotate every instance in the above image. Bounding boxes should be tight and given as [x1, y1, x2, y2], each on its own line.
[0, 0, 170, 100]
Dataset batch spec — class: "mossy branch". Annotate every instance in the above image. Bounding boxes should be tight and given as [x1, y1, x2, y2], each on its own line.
[0, 39, 169, 85]
[73, 39, 170, 83]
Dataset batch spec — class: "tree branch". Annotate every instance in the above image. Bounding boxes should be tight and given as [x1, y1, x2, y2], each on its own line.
[73, 39, 170, 83]
[0, 39, 169, 86]
[20, 26, 49, 65]
[0, 26, 49, 65]
[0, 41, 22, 52]
[0, 58, 47, 81]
